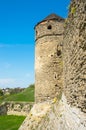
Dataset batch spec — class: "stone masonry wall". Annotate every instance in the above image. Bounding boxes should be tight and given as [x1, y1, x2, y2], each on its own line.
[0, 103, 7, 115]
[19, 94, 86, 130]
[36, 94, 86, 130]
[0, 102, 34, 116]
[35, 20, 64, 102]
[63, 0, 86, 113]
[35, 20, 64, 41]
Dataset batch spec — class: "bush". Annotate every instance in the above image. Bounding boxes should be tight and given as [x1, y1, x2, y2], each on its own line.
[0, 89, 3, 96]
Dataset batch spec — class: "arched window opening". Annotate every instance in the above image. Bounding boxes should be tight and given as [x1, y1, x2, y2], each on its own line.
[47, 25, 52, 30]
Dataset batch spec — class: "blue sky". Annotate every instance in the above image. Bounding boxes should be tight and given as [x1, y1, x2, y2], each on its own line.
[0, 0, 70, 88]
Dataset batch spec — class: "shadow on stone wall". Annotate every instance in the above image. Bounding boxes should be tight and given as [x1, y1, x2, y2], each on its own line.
[0, 103, 7, 115]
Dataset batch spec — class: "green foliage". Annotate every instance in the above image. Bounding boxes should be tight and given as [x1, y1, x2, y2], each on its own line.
[0, 84, 35, 103]
[0, 89, 3, 96]
[0, 115, 25, 130]
[10, 88, 25, 94]
[70, 7, 76, 14]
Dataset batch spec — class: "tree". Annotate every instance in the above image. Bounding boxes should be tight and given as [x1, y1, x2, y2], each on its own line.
[0, 89, 3, 96]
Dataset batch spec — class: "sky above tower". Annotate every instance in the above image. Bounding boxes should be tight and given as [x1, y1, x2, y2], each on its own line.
[0, 0, 70, 88]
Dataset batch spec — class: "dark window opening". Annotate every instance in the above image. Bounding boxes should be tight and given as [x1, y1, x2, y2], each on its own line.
[57, 50, 61, 56]
[47, 25, 52, 30]
[55, 84, 58, 87]
[36, 30, 38, 35]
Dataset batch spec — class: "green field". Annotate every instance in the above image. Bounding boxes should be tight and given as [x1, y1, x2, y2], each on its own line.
[0, 85, 34, 130]
[0, 84, 34, 103]
[0, 115, 26, 130]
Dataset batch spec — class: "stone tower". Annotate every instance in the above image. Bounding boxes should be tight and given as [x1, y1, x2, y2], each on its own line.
[35, 14, 64, 102]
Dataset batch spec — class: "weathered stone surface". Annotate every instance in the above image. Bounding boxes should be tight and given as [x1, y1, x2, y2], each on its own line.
[19, 94, 86, 130]
[0, 102, 34, 116]
[63, 0, 86, 113]
[0, 102, 7, 115]
[36, 94, 86, 130]
[19, 102, 52, 130]
[35, 18, 64, 102]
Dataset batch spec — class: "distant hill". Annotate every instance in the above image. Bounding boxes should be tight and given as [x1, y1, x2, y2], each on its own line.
[0, 84, 34, 103]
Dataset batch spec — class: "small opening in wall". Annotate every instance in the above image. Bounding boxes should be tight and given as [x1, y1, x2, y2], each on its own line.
[55, 74, 57, 79]
[57, 50, 61, 56]
[55, 84, 58, 87]
[47, 25, 52, 30]
[84, 5, 86, 11]
[36, 30, 38, 35]
[51, 54, 53, 57]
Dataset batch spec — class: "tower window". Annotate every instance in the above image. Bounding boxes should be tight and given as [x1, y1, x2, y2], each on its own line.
[57, 50, 61, 56]
[47, 25, 52, 30]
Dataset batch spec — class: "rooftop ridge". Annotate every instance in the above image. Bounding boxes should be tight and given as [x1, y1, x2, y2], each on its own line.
[43, 13, 64, 21]
[35, 13, 64, 27]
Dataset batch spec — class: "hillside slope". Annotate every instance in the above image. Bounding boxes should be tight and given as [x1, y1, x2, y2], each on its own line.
[0, 85, 34, 102]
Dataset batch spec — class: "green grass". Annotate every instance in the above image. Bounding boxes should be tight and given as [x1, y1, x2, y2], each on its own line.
[0, 84, 34, 103]
[0, 115, 26, 130]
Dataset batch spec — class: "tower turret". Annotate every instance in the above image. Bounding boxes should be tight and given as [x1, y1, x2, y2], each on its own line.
[35, 13, 64, 102]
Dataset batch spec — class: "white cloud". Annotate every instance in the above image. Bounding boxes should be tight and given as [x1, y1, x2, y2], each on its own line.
[0, 78, 34, 89]
[0, 78, 15, 85]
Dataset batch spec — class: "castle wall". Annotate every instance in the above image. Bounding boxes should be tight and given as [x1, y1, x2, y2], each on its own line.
[63, 0, 86, 113]
[0, 102, 34, 116]
[35, 20, 64, 102]
[19, 94, 86, 130]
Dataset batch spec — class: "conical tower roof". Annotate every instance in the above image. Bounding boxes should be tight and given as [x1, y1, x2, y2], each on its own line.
[43, 13, 64, 21]
[35, 13, 64, 27]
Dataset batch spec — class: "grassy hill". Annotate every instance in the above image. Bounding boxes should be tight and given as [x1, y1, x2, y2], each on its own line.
[0, 85, 34, 130]
[0, 84, 34, 103]
[0, 115, 26, 130]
